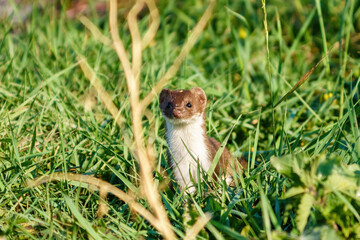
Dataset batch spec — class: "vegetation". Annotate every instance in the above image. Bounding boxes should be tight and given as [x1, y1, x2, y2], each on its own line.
[0, 0, 359, 239]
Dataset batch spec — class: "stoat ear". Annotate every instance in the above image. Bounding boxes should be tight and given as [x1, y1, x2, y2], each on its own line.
[191, 87, 207, 105]
[159, 89, 169, 103]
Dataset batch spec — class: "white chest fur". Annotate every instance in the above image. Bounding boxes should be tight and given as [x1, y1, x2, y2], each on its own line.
[165, 115, 212, 192]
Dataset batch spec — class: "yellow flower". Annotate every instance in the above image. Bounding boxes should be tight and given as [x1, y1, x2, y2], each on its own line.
[238, 27, 247, 39]
[324, 92, 333, 101]
[324, 93, 329, 101]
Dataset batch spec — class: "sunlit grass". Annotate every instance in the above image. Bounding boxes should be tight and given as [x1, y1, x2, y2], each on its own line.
[0, 0, 360, 239]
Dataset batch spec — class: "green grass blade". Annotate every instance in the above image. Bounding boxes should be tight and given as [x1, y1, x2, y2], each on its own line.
[274, 47, 334, 108]
[63, 194, 103, 240]
[315, 0, 330, 74]
[258, 176, 272, 240]
[208, 114, 242, 177]
[251, 109, 261, 169]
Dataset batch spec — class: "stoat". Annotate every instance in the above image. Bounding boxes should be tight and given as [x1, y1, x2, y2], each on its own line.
[159, 87, 245, 193]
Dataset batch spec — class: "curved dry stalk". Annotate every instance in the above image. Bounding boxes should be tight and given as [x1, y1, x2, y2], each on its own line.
[142, 0, 160, 49]
[78, 56, 125, 128]
[184, 213, 212, 240]
[78, 16, 112, 46]
[273, 45, 335, 108]
[78, 55, 132, 149]
[97, 184, 109, 218]
[78, 0, 159, 52]
[140, 0, 216, 112]
[109, 0, 138, 101]
[28, 173, 159, 229]
[128, 0, 145, 81]
[109, 0, 176, 239]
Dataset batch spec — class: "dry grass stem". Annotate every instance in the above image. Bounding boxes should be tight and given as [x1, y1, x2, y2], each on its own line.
[274, 45, 335, 108]
[97, 186, 109, 218]
[184, 213, 212, 240]
[109, 0, 175, 239]
[78, 16, 112, 46]
[78, 57, 125, 127]
[140, 0, 216, 111]
[28, 173, 159, 229]
[142, 0, 160, 49]
[78, 0, 160, 51]
[109, 0, 138, 100]
[128, 0, 144, 81]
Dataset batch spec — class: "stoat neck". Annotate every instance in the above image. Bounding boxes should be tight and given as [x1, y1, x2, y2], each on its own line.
[164, 114, 212, 189]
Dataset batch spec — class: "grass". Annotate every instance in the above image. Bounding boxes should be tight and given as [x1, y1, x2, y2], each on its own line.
[1, 0, 360, 239]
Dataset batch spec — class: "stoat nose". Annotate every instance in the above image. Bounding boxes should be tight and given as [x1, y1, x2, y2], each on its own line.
[173, 109, 182, 118]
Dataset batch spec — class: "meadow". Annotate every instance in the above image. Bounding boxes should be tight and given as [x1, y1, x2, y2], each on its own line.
[1, 0, 360, 239]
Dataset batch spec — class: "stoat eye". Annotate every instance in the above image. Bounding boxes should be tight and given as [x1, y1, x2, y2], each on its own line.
[186, 102, 192, 108]
[166, 102, 172, 108]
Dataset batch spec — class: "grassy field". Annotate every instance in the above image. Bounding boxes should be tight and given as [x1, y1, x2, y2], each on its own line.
[1, 0, 360, 239]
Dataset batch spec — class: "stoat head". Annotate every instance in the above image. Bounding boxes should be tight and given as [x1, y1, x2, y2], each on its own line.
[159, 87, 207, 125]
